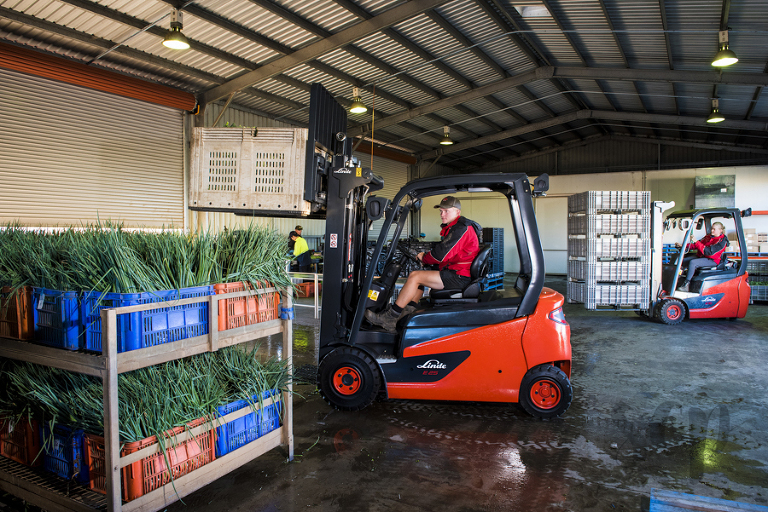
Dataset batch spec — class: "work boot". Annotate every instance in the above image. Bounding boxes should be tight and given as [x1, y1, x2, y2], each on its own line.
[364, 306, 400, 333]
[398, 304, 417, 320]
[677, 280, 690, 292]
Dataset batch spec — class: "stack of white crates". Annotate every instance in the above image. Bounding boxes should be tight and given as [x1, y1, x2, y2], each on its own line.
[567, 191, 651, 309]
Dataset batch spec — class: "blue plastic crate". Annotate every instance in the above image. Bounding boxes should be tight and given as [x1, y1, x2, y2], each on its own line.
[81, 286, 214, 353]
[258, 390, 281, 437]
[215, 396, 259, 457]
[32, 288, 81, 350]
[41, 424, 88, 483]
[215, 389, 281, 458]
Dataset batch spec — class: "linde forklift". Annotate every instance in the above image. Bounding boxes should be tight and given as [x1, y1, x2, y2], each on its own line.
[303, 84, 572, 419]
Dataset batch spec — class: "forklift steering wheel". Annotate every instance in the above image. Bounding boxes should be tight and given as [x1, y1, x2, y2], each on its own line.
[397, 241, 422, 264]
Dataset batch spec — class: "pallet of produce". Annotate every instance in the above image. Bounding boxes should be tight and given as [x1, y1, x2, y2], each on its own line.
[0, 286, 34, 341]
[214, 281, 280, 331]
[81, 286, 214, 353]
[0, 416, 42, 467]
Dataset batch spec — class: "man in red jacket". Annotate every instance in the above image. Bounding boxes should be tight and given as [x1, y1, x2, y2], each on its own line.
[365, 196, 481, 332]
[675, 221, 728, 291]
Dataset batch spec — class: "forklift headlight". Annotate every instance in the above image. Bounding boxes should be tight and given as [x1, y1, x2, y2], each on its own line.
[548, 307, 567, 325]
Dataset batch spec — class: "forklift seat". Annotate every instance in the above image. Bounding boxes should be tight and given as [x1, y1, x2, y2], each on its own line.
[430, 244, 492, 303]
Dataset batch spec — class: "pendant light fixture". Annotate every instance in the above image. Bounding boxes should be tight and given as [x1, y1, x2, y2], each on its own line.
[440, 126, 453, 145]
[349, 87, 367, 114]
[712, 30, 738, 67]
[163, 9, 190, 50]
[707, 98, 725, 123]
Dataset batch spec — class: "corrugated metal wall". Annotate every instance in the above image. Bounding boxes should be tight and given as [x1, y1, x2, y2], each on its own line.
[480, 138, 767, 176]
[0, 68, 184, 228]
[202, 105, 297, 129]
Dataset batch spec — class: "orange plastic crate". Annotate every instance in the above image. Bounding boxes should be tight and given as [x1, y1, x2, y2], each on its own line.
[296, 282, 322, 298]
[214, 282, 279, 331]
[0, 416, 42, 467]
[0, 286, 34, 340]
[84, 418, 216, 502]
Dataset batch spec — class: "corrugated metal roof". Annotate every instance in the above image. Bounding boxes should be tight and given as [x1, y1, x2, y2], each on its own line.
[0, 0, 766, 171]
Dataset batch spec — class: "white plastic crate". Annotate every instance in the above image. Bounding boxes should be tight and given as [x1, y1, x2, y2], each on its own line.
[568, 260, 650, 283]
[568, 214, 650, 236]
[567, 282, 649, 309]
[190, 127, 311, 215]
[568, 237, 650, 259]
[568, 191, 650, 214]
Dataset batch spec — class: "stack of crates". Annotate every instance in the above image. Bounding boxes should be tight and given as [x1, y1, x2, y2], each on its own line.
[746, 261, 768, 303]
[482, 228, 504, 274]
[566, 191, 651, 310]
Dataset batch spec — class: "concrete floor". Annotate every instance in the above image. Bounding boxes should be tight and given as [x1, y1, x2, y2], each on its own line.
[167, 276, 768, 512]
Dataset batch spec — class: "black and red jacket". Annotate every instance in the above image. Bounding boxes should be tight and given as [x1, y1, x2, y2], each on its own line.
[687, 233, 728, 264]
[422, 216, 481, 277]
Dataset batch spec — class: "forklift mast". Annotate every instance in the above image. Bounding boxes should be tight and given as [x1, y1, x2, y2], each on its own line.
[303, 84, 384, 350]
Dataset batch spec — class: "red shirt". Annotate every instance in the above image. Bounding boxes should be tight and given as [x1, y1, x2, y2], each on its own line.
[422, 216, 481, 277]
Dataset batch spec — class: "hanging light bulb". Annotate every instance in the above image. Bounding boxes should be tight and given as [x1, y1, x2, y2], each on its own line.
[349, 87, 367, 114]
[712, 30, 738, 67]
[440, 126, 453, 145]
[707, 98, 725, 123]
[163, 9, 190, 50]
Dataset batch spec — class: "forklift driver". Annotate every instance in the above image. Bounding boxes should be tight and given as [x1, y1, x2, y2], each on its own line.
[365, 196, 481, 332]
[674, 221, 728, 291]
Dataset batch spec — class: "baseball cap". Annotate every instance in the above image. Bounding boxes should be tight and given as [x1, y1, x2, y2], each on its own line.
[295, 225, 303, 231]
[434, 196, 461, 209]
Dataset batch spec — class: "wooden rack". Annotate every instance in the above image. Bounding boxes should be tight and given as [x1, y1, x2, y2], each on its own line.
[0, 287, 294, 512]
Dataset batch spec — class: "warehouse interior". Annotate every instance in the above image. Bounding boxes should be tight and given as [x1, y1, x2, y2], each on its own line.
[1, 0, 768, 511]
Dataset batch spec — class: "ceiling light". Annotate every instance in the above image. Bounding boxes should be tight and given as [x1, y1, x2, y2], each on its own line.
[349, 87, 367, 114]
[513, 5, 550, 18]
[163, 10, 190, 50]
[440, 126, 453, 146]
[707, 98, 725, 123]
[712, 30, 738, 67]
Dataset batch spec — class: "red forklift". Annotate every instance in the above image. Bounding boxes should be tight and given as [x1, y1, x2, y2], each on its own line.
[303, 84, 572, 419]
[651, 206, 751, 324]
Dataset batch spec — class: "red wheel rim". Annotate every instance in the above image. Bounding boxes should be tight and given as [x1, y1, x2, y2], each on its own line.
[529, 378, 561, 410]
[667, 304, 682, 320]
[333, 367, 362, 395]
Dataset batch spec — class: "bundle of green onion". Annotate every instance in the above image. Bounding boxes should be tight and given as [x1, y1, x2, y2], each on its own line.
[0, 222, 292, 293]
[1, 346, 291, 444]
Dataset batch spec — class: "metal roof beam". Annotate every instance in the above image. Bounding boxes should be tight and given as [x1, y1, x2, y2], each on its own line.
[418, 110, 768, 159]
[200, 0, 451, 106]
[349, 66, 768, 138]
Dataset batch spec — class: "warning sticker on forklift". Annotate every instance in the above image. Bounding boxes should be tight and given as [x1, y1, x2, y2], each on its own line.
[367, 290, 379, 301]
[330, 233, 338, 248]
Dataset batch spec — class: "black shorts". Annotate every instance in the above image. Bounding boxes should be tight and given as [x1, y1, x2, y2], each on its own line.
[439, 269, 472, 290]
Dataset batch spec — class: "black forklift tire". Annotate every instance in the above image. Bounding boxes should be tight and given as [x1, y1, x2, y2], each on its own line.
[318, 347, 381, 411]
[519, 364, 573, 419]
[656, 298, 686, 325]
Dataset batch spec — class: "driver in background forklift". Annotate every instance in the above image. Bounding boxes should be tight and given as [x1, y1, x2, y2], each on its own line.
[365, 196, 481, 332]
[675, 221, 728, 291]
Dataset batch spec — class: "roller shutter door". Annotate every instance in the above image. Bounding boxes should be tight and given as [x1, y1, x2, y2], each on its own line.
[0, 68, 184, 228]
[354, 151, 409, 240]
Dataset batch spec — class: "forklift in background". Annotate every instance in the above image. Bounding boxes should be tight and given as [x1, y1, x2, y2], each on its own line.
[303, 84, 572, 419]
[649, 206, 751, 324]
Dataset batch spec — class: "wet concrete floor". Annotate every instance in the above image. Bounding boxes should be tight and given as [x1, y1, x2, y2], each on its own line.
[170, 275, 768, 511]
